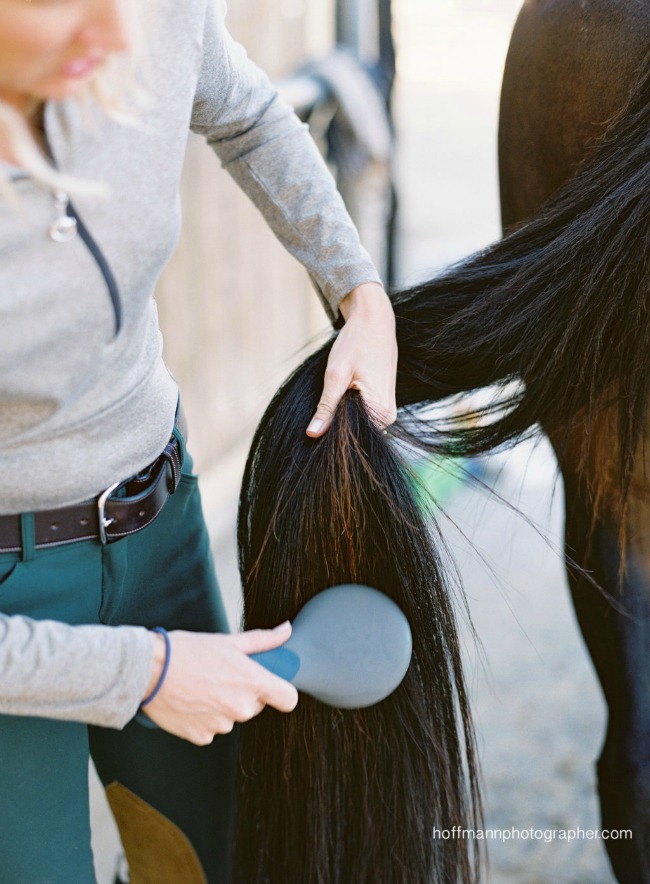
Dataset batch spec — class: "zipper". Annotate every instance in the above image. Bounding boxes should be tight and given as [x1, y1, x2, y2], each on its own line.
[41, 105, 123, 337]
[65, 196, 123, 336]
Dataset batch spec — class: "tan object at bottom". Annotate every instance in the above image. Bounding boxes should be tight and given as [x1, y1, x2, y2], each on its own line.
[106, 781, 208, 884]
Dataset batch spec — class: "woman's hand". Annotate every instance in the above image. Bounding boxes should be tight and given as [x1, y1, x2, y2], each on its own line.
[141, 623, 298, 745]
[306, 282, 397, 436]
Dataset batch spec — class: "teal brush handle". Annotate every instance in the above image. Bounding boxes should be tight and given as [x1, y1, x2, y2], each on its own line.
[250, 646, 301, 681]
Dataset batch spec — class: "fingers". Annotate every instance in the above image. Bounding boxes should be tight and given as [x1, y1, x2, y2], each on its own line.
[255, 671, 299, 714]
[229, 621, 291, 655]
[230, 625, 299, 714]
[220, 671, 297, 724]
[306, 362, 397, 436]
[306, 365, 350, 437]
[204, 662, 297, 724]
[305, 286, 398, 437]
[184, 679, 297, 745]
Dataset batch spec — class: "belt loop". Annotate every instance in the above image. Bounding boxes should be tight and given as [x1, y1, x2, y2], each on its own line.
[20, 513, 35, 562]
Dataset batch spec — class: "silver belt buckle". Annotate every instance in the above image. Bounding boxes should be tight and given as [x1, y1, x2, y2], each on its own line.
[97, 481, 121, 544]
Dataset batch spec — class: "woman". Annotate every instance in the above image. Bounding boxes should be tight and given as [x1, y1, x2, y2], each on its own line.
[0, 0, 397, 880]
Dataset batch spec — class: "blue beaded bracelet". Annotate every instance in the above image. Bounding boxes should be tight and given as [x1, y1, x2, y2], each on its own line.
[140, 626, 171, 707]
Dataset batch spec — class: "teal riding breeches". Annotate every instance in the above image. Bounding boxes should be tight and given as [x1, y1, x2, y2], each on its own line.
[0, 429, 235, 883]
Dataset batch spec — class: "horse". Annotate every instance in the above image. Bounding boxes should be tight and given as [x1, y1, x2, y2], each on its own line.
[500, 2, 650, 879]
[390, 1, 650, 878]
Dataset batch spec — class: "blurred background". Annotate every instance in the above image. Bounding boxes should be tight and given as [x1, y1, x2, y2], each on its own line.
[93, 1, 615, 881]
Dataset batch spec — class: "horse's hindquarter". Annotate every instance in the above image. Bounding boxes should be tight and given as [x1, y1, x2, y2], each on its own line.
[499, 0, 650, 511]
[553, 403, 650, 558]
[498, 0, 650, 229]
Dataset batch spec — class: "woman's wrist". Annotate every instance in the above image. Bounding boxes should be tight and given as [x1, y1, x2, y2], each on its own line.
[145, 630, 167, 699]
[338, 282, 390, 322]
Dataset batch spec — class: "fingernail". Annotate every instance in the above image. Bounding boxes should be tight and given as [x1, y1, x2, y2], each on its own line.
[307, 419, 323, 434]
[275, 620, 291, 630]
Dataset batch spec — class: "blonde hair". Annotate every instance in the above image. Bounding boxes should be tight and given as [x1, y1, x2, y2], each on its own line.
[0, 0, 152, 198]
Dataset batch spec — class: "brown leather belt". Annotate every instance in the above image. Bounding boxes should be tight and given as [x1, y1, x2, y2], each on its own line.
[0, 434, 183, 553]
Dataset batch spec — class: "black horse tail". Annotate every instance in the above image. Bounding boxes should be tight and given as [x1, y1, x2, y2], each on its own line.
[391, 50, 650, 570]
[234, 344, 482, 884]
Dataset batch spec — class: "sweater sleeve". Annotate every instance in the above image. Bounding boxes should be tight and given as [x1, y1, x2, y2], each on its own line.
[189, 1, 382, 321]
[0, 614, 153, 729]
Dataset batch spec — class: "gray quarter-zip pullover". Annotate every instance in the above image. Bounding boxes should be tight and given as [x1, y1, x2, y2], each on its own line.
[0, 0, 380, 726]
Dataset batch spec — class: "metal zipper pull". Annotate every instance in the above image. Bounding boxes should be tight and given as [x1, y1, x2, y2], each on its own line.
[48, 190, 78, 243]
